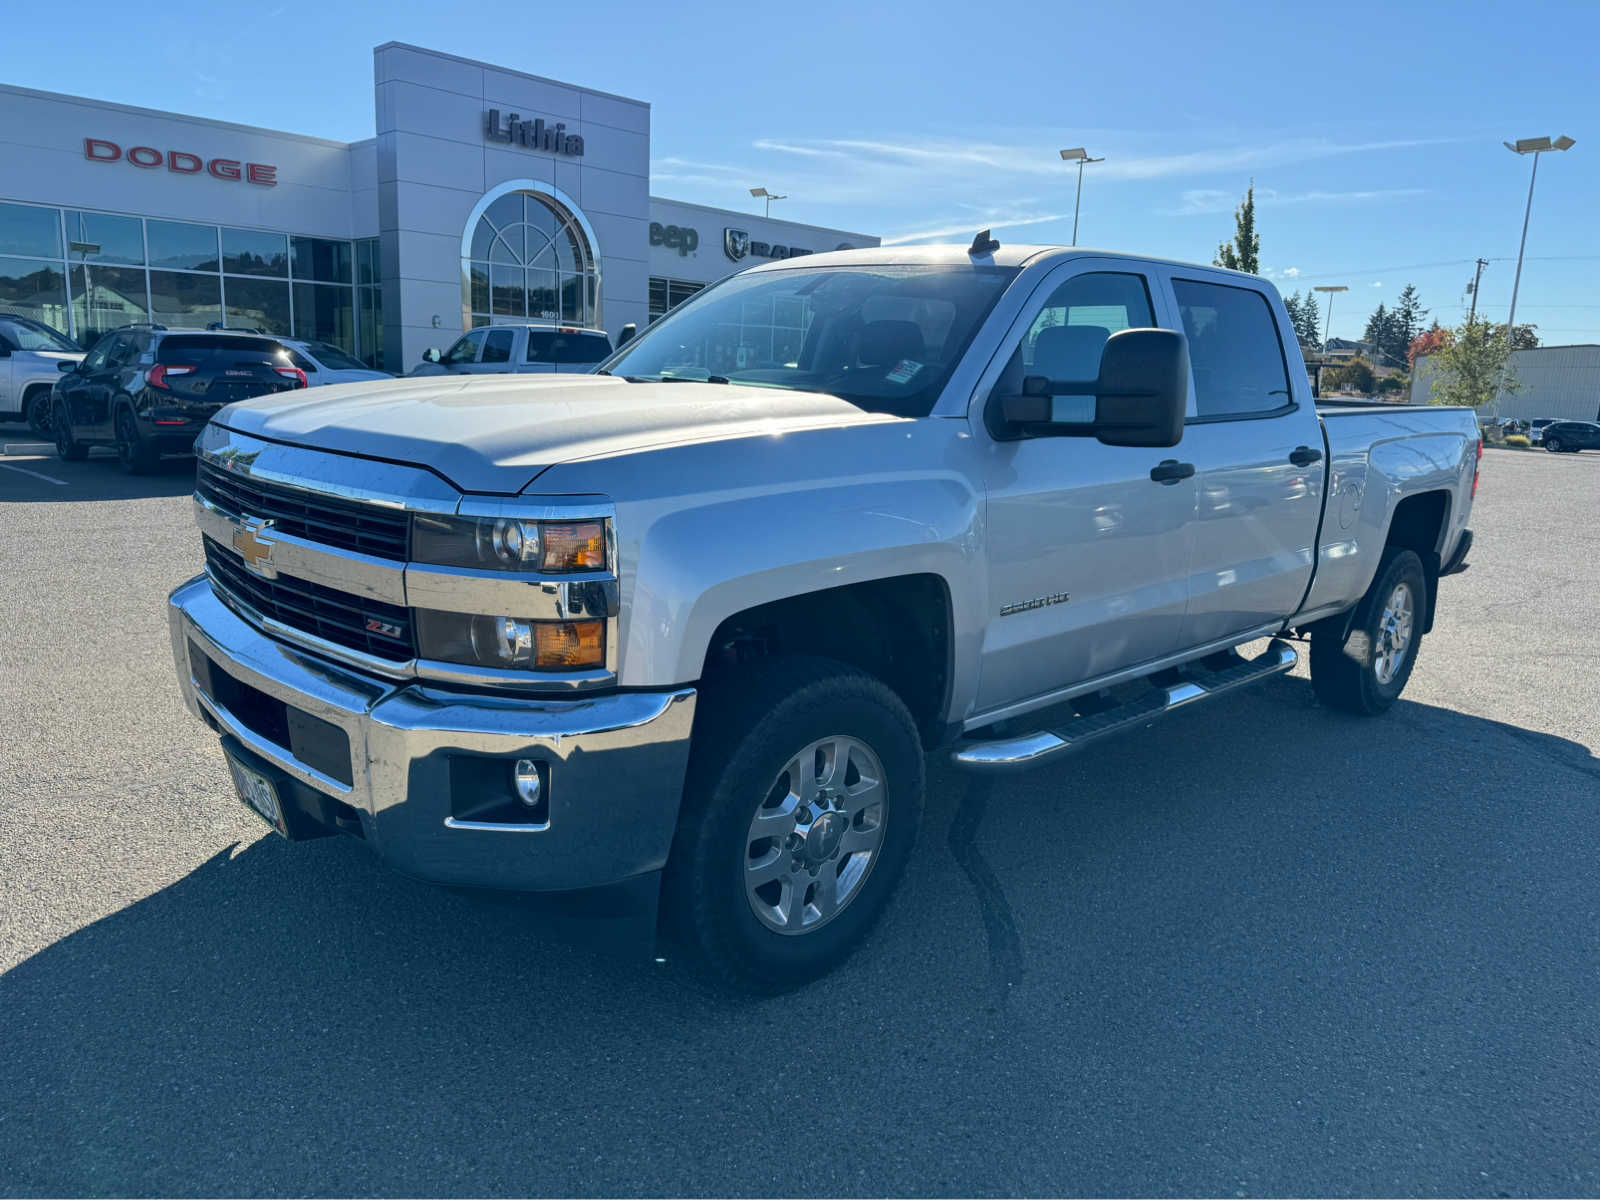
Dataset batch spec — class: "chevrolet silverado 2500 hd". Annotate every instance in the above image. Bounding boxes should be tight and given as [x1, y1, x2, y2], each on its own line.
[169, 242, 1479, 989]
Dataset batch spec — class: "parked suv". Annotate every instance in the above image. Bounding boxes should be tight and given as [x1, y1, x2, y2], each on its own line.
[0, 315, 83, 433]
[54, 326, 307, 473]
[281, 338, 393, 386]
[411, 323, 613, 377]
[1540, 420, 1600, 454]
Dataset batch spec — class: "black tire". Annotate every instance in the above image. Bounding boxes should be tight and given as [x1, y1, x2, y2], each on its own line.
[1544, 437, 1563, 453]
[115, 406, 160, 474]
[1310, 547, 1427, 716]
[25, 387, 54, 435]
[54, 399, 87, 461]
[664, 656, 925, 992]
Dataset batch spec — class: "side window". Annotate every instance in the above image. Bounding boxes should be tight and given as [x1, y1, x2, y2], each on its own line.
[442, 330, 485, 365]
[1018, 272, 1154, 383]
[102, 335, 136, 369]
[78, 338, 114, 372]
[1172, 279, 1294, 419]
[480, 328, 514, 364]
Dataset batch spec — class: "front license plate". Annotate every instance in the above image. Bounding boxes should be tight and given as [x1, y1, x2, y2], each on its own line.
[227, 754, 284, 835]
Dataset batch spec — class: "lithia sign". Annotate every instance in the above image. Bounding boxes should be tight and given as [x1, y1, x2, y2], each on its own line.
[484, 110, 584, 157]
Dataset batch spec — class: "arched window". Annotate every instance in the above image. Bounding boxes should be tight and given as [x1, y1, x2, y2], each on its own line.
[462, 184, 599, 329]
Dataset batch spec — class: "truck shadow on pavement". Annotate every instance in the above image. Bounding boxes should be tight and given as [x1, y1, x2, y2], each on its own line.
[0, 447, 199, 503]
[3, 680, 1598, 1196]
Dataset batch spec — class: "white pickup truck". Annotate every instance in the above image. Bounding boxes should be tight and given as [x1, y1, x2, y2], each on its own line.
[168, 241, 1479, 990]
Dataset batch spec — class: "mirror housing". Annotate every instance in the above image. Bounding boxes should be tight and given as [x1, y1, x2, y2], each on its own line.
[421, 347, 442, 364]
[998, 327, 1188, 448]
[615, 322, 637, 348]
[58, 358, 77, 372]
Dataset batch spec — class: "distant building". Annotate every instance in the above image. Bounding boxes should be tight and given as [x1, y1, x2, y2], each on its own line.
[1323, 337, 1370, 362]
[1411, 344, 1600, 421]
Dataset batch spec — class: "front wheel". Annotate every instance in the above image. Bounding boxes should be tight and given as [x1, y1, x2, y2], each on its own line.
[1310, 547, 1427, 716]
[665, 657, 925, 992]
[1544, 437, 1563, 453]
[54, 400, 87, 461]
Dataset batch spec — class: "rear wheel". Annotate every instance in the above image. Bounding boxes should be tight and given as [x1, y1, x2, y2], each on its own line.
[1544, 437, 1563, 453]
[25, 387, 54, 435]
[665, 656, 924, 992]
[115, 407, 160, 474]
[53, 399, 86, 461]
[1310, 547, 1427, 716]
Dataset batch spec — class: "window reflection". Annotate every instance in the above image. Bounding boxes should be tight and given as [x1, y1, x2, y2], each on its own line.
[463, 190, 598, 329]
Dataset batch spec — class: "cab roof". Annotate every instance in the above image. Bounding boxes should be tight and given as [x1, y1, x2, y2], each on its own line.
[742, 242, 1267, 283]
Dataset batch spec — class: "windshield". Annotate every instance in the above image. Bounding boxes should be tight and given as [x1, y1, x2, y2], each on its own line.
[302, 341, 370, 371]
[0, 317, 79, 354]
[603, 264, 1018, 417]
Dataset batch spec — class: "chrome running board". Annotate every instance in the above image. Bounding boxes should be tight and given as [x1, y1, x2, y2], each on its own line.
[951, 638, 1299, 773]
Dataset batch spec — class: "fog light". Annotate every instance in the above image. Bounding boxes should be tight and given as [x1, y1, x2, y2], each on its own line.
[513, 759, 542, 807]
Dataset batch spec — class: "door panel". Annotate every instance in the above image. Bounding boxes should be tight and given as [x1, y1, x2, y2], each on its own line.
[1165, 276, 1325, 644]
[976, 266, 1197, 714]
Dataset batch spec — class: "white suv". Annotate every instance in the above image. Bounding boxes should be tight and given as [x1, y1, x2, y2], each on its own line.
[0, 316, 84, 432]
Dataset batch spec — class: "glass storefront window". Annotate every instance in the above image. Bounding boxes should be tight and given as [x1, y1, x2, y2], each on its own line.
[149, 270, 222, 329]
[291, 237, 352, 284]
[65, 211, 144, 265]
[0, 257, 69, 331]
[358, 286, 383, 369]
[222, 228, 288, 277]
[0, 202, 62, 259]
[147, 221, 220, 271]
[356, 239, 381, 287]
[71, 264, 148, 346]
[223, 276, 290, 334]
[292, 281, 354, 347]
[464, 190, 598, 330]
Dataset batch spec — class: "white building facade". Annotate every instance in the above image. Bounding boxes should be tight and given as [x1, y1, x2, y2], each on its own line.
[0, 44, 876, 372]
[1412, 344, 1600, 421]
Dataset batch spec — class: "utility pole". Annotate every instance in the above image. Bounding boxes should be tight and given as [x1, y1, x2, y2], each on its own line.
[1466, 258, 1489, 323]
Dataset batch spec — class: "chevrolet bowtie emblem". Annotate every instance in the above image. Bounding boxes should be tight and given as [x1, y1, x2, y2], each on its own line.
[233, 518, 278, 576]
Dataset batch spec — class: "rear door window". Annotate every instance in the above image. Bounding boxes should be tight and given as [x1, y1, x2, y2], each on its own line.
[527, 331, 611, 364]
[480, 328, 515, 363]
[1172, 279, 1294, 419]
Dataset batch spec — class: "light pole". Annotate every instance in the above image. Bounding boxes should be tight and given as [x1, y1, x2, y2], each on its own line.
[749, 186, 786, 218]
[1501, 135, 1574, 347]
[1313, 284, 1348, 349]
[1058, 148, 1105, 245]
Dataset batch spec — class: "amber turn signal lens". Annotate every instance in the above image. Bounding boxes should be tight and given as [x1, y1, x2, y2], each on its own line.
[540, 521, 606, 571]
[533, 620, 605, 670]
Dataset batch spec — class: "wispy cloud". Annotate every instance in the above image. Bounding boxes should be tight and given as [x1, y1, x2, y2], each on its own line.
[1283, 267, 1302, 278]
[1165, 186, 1425, 216]
[883, 211, 1068, 245]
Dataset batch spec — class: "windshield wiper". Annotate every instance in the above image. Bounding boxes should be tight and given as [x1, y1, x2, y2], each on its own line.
[657, 372, 731, 384]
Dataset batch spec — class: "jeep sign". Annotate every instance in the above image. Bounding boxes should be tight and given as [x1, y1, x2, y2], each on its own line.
[649, 223, 699, 256]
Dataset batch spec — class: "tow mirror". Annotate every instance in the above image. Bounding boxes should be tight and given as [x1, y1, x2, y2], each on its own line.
[998, 328, 1188, 448]
[616, 322, 637, 348]
[422, 347, 442, 364]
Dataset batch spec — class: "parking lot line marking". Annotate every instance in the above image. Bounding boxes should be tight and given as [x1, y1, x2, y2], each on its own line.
[3, 443, 53, 455]
[0, 461, 68, 486]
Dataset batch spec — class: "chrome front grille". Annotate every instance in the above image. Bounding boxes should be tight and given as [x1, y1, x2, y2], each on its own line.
[197, 459, 409, 561]
[203, 536, 415, 661]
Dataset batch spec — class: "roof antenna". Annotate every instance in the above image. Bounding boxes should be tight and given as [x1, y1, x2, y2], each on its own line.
[968, 229, 1000, 256]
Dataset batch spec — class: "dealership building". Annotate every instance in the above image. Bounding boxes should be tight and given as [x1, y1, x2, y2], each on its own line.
[0, 44, 877, 370]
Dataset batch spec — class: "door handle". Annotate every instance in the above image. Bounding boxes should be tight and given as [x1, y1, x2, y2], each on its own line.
[1149, 459, 1196, 485]
[1289, 445, 1323, 466]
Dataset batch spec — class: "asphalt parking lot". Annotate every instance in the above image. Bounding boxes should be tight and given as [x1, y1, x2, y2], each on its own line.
[1, 434, 1596, 1197]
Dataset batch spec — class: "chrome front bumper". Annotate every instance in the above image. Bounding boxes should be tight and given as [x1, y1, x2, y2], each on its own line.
[168, 575, 697, 892]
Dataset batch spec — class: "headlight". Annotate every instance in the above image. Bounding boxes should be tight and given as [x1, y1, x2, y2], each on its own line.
[412, 515, 606, 573]
[415, 611, 605, 672]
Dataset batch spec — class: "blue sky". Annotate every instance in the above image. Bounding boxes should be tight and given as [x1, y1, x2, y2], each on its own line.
[5, 0, 1593, 345]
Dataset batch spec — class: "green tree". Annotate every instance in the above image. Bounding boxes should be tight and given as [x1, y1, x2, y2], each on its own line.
[1300, 290, 1321, 350]
[1429, 317, 1519, 410]
[1213, 183, 1259, 275]
[1327, 355, 1376, 395]
[1392, 284, 1428, 354]
[1500, 322, 1539, 350]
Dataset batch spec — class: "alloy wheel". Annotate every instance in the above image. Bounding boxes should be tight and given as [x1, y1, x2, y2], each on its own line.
[743, 734, 888, 936]
[1372, 581, 1414, 685]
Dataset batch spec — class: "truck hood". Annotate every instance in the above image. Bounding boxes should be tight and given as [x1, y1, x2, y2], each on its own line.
[212, 374, 901, 493]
